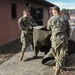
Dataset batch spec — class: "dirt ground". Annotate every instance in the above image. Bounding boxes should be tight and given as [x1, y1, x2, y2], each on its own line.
[0, 39, 21, 64]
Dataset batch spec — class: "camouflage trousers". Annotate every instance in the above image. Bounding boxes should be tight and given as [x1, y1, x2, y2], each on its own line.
[21, 32, 33, 51]
[42, 37, 68, 69]
[19, 31, 33, 61]
[52, 40, 68, 69]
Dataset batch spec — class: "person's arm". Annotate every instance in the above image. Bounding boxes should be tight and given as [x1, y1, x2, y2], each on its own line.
[66, 20, 70, 38]
[18, 17, 26, 31]
[30, 17, 38, 26]
[47, 19, 51, 31]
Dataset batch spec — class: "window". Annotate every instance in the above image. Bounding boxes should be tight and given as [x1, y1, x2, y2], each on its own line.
[11, 3, 17, 19]
[30, 7, 43, 20]
[30, 7, 43, 25]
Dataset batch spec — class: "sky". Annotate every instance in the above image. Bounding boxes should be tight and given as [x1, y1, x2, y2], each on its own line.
[46, 0, 75, 10]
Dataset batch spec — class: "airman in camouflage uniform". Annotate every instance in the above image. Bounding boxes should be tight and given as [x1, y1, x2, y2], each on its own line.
[18, 9, 37, 61]
[45, 6, 70, 75]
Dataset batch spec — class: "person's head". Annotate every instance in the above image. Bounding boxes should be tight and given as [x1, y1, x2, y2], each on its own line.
[23, 9, 30, 18]
[52, 6, 60, 16]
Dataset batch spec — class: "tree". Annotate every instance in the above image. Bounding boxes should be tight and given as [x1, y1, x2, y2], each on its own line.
[62, 8, 69, 12]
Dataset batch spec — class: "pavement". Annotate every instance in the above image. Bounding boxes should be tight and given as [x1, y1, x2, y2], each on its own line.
[1, 52, 75, 75]
[0, 17, 75, 75]
[0, 49, 54, 75]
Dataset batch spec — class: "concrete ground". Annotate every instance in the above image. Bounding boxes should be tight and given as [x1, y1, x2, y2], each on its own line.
[0, 49, 75, 75]
[0, 50, 55, 75]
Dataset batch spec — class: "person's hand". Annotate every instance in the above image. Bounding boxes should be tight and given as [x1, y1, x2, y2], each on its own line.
[29, 26, 33, 30]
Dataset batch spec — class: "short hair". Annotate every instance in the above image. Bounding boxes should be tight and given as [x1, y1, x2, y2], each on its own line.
[52, 6, 60, 13]
[23, 9, 30, 13]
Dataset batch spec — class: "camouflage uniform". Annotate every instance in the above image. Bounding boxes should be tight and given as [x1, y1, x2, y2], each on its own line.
[44, 14, 70, 69]
[18, 16, 37, 61]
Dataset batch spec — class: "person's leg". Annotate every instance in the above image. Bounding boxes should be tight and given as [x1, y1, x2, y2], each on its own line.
[19, 43, 26, 61]
[30, 44, 34, 51]
[26, 33, 34, 51]
[19, 37, 27, 61]
[32, 47, 39, 59]
[54, 45, 68, 75]
[53, 51, 61, 75]
[53, 66, 60, 75]
[52, 42, 61, 75]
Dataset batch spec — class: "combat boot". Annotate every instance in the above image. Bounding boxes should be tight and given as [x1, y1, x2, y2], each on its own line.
[19, 52, 24, 61]
[53, 66, 60, 75]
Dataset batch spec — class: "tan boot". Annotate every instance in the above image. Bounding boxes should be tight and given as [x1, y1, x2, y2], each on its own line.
[19, 53, 24, 61]
[53, 66, 60, 75]
[32, 55, 38, 59]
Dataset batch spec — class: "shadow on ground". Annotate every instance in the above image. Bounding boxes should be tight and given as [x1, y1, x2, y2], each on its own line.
[24, 56, 43, 62]
[0, 38, 21, 54]
[0, 38, 21, 64]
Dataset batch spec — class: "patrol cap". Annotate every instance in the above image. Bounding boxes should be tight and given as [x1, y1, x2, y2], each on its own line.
[52, 6, 60, 13]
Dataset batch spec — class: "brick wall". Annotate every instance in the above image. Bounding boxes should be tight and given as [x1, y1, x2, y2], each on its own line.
[0, 0, 49, 46]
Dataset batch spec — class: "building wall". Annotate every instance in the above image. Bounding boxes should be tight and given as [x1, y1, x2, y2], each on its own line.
[0, 0, 20, 45]
[30, 3, 49, 25]
[0, 0, 49, 46]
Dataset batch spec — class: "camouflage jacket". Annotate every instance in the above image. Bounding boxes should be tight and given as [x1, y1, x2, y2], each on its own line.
[47, 14, 70, 42]
[18, 16, 38, 31]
